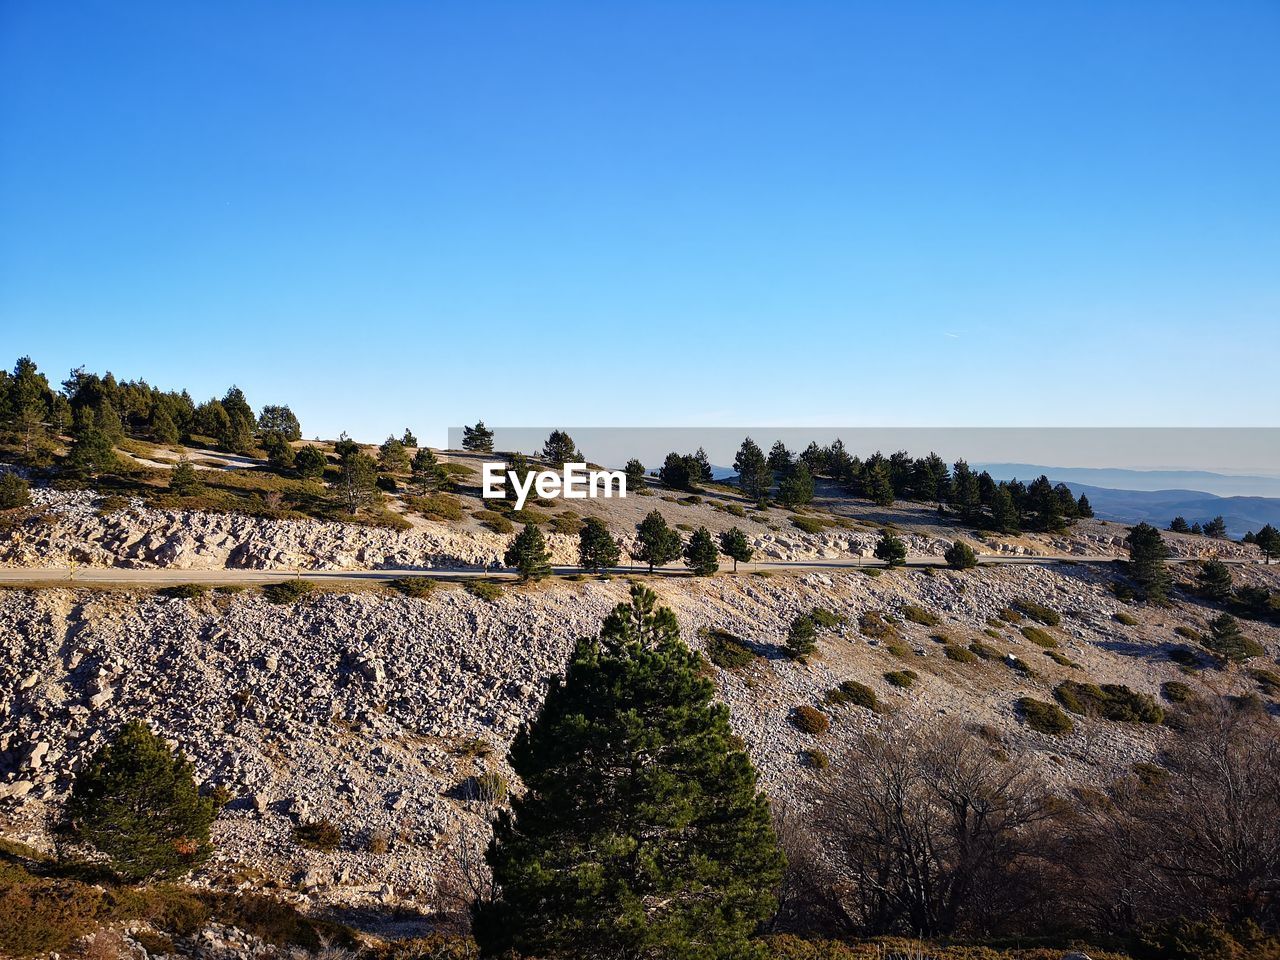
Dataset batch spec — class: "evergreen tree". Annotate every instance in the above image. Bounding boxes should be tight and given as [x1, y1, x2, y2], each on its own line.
[336, 451, 378, 514]
[786, 613, 817, 658]
[1198, 558, 1234, 600]
[262, 430, 295, 471]
[333, 432, 360, 461]
[411, 447, 446, 493]
[1190, 522, 1204, 536]
[718, 527, 753, 572]
[473, 585, 784, 960]
[542, 429, 580, 466]
[0, 471, 31, 509]
[1204, 613, 1260, 663]
[624, 458, 647, 490]
[874, 530, 907, 567]
[63, 720, 216, 882]
[1254, 524, 1280, 564]
[684, 526, 720, 576]
[692, 447, 713, 484]
[1027, 475, 1065, 532]
[866, 459, 895, 508]
[776, 461, 814, 507]
[734, 438, 770, 501]
[66, 412, 119, 479]
[767, 441, 792, 474]
[401, 428, 418, 447]
[502, 453, 535, 504]
[1169, 516, 1191, 533]
[463, 420, 495, 453]
[658, 452, 697, 491]
[991, 484, 1020, 534]
[578, 517, 621, 573]
[505, 523, 552, 580]
[1076, 494, 1094, 518]
[379, 436, 410, 473]
[295, 445, 328, 480]
[634, 510, 683, 573]
[800, 441, 827, 475]
[221, 385, 254, 427]
[258, 404, 301, 441]
[169, 457, 202, 496]
[944, 540, 978, 569]
[1203, 515, 1228, 539]
[1126, 522, 1170, 602]
[150, 406, 179, 445]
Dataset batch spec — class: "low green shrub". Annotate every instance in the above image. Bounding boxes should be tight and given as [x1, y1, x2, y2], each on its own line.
[408, 494, 465, 522]
[803, 748, 829, 770]
[997, 607, 1023, 624]
[508, 508, 551, 525]
[1017, 697, 1074, 735]
[701, 628, 757, 669]
[901, 604, 940, 627]
[473, 510, 513, 534]
[389, 577, 437, 599]
[810, 608, 846, 630]
[969, 640, 1001, 661]
[1174, 625, 1203, 642]
[160, 584, 208, 600]
[1054, 680, 1163, 723]
[1249, 668, 1280, 696]
[1043, 649, 1080, 668]
[1161, 680, 1194, 703]
[549, 512, 583, 536]
[790, 705, 830, 735]
[1020, 625, 1058, 648]
[791, 515, 826, 535]
[1114, 611, 1139, 626]
[858, 610, 898, 641]
[1014, 599, 1061, 626]
[824, 680, 879, 712]
[944, 644, 979, 664]
[263, 579, 315, 604]
[884, 669, 919, 688]
[466, 580, 503, 602]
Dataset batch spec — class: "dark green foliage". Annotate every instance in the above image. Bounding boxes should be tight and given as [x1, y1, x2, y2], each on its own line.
[473, 585, 784, 960]
[810, 608, 845, 630]
[401, 428, 417, 447]
[505, 523, 552, 580]
[541, 429, 580, 466]
[389, 577, 437, 599]
[791, 515, 827, 535]
[884, 669, 918, 688]
[776, 461, 814, 507]
[683, 525, 720, 576]
[1161, 680, 1194, 703]
[65, 412, 119, 478]
[1017, 697, 1074, 735]
[658, 452, 698, 491]
[786, 614, 817, 658]
[1053, 680, 1163, 723]
[944, 644, 979, 663]
[719, 526, 754, 572]
[150, 405, 179, 444]
[379, 436, 410, 473]
[63, 720, 215, 882]
[462, 421, 494, 452]
[702, 628, 757, 669]
[1013, 599, 1061, 626]
[802, 748, 829, 770]
[411, 447, 447, 493]
[0, 471, 31, 509]
[159, 584, 208, 600]
[1203, 516, 1227, 538]
[767, 441, 792, 474]
[968, 640, 1001, 660]
[1248, 668, 1280, 697]
[633, 510, 684, 573]
[990, 485, 1019, 534]
[577, 517, 620, 573]
[294, 444, 328, 480]
[335, 451, 378, 514]
[624, 458, 647, 490]
[1114, 611, 1139, 626]
[824, 680, 879, 711]
[475, 509, 514, 534]
[1020, 625, 1058, 648]
[790, 705, 830, 735]
[1127, 522, 1171, 602]
[258, 404, 301, 441]
[901, 604, 939, 626]
[466, 580, 503, 602]
[1202, 613, 1262, 662]
[943, 540, 977, 569]
[734, 437, 771, 501]
[865, 459, 895, 507]
[294, 819, 342, 851]
[1043, 649, 1080, 668]
[262, 430, 295, 470]
[1198, 558, 1234, 600]
[873, 530, 907, 567]
[1253, 523, 1280, 563]
[263, 579, 315, 604]
[1168, 516, 1190, 533]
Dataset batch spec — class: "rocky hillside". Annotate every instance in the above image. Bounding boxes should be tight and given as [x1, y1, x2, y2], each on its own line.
[3, 559, 1276, 933]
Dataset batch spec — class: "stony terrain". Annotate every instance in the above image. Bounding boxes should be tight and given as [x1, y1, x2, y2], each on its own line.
[2, 558, 1276, 934]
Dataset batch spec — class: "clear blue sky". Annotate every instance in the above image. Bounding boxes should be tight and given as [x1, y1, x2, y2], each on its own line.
[2, 1, 1277, 445]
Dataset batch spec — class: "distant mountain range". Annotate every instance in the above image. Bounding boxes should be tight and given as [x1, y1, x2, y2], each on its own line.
[976, 464, 1280, 539]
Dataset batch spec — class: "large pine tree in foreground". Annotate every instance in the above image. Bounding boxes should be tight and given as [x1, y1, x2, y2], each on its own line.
[474, 585, 784, 960]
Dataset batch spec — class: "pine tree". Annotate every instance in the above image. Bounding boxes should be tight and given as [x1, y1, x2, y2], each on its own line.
[401, 428, 418, 447]
[1076, 493, 1094, 518]
[463, 421, 495, 453]
[866, 459, 895, 508]
[991, 485, 1020, 534]
[473, 585, 784, 960]
[944, 540, 978, 569]
[66, 412, 119, 479]
[262, 430, 295, 470]
[1126, 522, 1170, 602]
[734, 438, 771, 502]
[1203, 516, 1228, 539]
[659, 452, 695, 491]
[63, 720, 216, 882]
[624, 459, 647, 490]
[505, 523, 552, 580]
[411, 448, 446, 493]
[0, 471, 31, 509]
[718, 527, 753, 572]
[336, 452, 378, 514]
[1254, 524, 1280, 564]
[692, 447, 713, 484]
[1169, 516, 1190, 533]
[767, 441, 792, 474]
[874, 530, 907, 567]
[258, 404, 302, 441]
[542, 429, 580, 466]
[379, 436, 410, 473]
[684, 526, 720, 576]
[1203, 613, 1261, 662]
[634, 511, 683, 573]
[150, 406, 179, 445]
[1198, 558, 1233, 600]
[786, 613, 817, 658]
[295, 445, 328, 480]
[578, 517, 621, 573]
[169, 457, 202, 496]
[1190, 522, 1203, 536]
[777, 461, 814, 507]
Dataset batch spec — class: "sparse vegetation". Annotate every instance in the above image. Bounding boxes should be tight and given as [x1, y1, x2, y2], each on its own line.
[1014, 599, 1061, 626]
[791, 705, 830, 735]
[901, 604, 940, 627]
[1017, 697, 1074, 735]
[262, 579, 315, 604]
[1020, 625, 1058, 648]
[702, 628, 757, 669]
[294, 818, 342, 851]
[1054, 680, 1163, 723]
[389, 577, 437, 599]
[884, 669, 918, 689]
[466, 580, 503, 602]
[824, 680, 879, 712]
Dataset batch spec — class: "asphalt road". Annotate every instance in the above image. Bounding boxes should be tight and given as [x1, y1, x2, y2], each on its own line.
[0, 554, 1253, 589]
